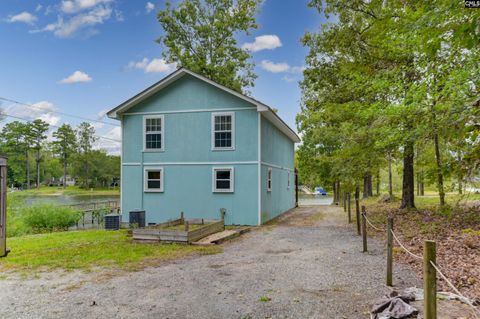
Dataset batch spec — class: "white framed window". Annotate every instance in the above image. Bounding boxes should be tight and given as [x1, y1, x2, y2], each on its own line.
[144, 167, 164, 192]
[211, 112, 235, 150]
[287, 171, 291, 189]
[144, 115, 164, 151]
[212, 167, 234, 192]
[267, 168, 272, 192]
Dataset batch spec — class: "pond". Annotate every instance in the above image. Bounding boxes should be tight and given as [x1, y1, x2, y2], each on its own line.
[298, 194, 333, 206]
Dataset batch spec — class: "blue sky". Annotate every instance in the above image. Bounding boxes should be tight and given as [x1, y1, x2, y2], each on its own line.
[0, 0, 326, 153]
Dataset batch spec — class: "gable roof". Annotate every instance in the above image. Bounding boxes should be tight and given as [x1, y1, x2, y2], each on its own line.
[107, 68, 300, 143]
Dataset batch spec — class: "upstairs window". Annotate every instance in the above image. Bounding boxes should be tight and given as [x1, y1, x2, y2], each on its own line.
[144, 167, 164, 192]
[267, 168, 272, 192]
[144, 115, 164, 151]
[212, 112, 234, 150]
[213, 167, 234, 192]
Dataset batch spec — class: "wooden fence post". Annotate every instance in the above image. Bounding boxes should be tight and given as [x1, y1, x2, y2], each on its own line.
[361, 205, 367, 252]
[0, 156, 8, 257]
[347, 193, 352, 223]
[184, 220, 189, 232]
[180, 211, 184, 222]
[424, 240, 437, 319]
[355, 188, 360, 235]
[386, 217, 394, 286]
[343, 192, 347, 211]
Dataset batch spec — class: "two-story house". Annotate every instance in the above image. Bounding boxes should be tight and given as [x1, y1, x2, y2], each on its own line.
[107, 68, 300, 226]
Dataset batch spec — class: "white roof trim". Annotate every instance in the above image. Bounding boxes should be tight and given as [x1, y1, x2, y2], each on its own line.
[106, 68, 300, 143]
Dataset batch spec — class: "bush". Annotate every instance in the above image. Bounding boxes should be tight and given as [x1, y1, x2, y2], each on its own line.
[21, 204, 82, 233]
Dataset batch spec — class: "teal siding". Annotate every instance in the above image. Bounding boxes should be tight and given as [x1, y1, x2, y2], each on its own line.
[120, 74, 259, 225]
[119, 73, 296, 226]
[127, 75, 255, 113]
[122, 164, 258, 225]
[122, 109, 258, 164]
[260, 115, 295, 223]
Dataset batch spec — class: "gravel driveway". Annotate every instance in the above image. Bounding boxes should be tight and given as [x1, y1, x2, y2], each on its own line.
[0, 205, 418, 319]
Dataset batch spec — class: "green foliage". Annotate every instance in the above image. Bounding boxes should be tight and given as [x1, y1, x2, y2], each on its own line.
[157, 0, 260, 93]
[21, 204, 81, 233]
[297, 0, 480, 207]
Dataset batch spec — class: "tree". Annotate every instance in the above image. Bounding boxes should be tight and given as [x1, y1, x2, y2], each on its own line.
[52, 124, 77, 189]
[298, 0, 479, 210]
[0, 121, 28, 187]
[157, 0, 260, 93]
[75, 122, 97, 188]
[30, 119, 49, 189]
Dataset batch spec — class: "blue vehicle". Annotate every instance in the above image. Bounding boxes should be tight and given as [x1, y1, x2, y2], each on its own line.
[314, 187, 327, 196]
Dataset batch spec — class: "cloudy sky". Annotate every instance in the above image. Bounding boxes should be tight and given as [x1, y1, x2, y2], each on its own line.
[0, 0, 326, 154]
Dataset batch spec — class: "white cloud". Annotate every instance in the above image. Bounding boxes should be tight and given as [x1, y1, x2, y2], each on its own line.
[260, 60, 290, 73]
[61, 0, 113, 14]
[35, 4, 43, 12]
[6, 12, 37, 25]
[146, 2, 155, 13]
[5, 101, 60, 126]
[260, 60, 305, 74]
[242, 35, 282, 52]
[127, 58, 176, 73]
[282, 75, 297, 83]
[31, 3, 114, 38]
[95, 126, 121, 155]
[59, 70, 92, 84]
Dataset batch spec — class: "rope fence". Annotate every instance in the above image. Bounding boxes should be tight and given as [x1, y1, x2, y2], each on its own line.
[389, 229, 423, 260]
[430, 261, 480, 319]
[340, 195, 480, 319]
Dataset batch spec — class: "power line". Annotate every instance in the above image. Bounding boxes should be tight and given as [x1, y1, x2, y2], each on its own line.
[2, 113, 121, 143]
[0, 96, 120, 127]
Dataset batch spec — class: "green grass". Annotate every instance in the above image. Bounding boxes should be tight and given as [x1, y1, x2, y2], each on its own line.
[10, 186, 120, 197]
[258, 296, 271, 302]
[0, 229, 222, 272]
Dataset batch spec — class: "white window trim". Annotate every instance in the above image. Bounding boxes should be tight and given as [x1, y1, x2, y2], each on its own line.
[267, 168, 272, 192]
[143, 115, 165, 152]
[144, 166, 164, 192]
[287, 171, 291, 190]
[212, 167, 234, 193]
[211, 112, 235, 151]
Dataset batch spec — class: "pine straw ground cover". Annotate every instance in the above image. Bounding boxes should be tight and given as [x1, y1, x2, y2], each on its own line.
[363, 198, 480, 302]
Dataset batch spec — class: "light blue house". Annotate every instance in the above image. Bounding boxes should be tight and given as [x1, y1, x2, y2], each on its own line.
[107, 68, 300, 225]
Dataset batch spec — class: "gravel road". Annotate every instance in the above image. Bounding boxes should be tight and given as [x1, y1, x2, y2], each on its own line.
[0, 205, 418, 319]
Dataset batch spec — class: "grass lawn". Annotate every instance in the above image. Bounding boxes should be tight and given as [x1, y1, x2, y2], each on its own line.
[0, 230, 222, 272]
[10, 186, 120, 197]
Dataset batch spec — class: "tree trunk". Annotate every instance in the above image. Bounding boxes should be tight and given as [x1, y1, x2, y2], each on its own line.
[363, 174, 373, 198]
[25, 150, 30, 189]
[36, 150, 40, 189]
[332, 182, 337, 205]
[433, 132, 445, 206]
[376, 171, 380, 196]
[388, 154, 393, 197]
[63, 155, 67, 189]
[400, 141, 415, 209]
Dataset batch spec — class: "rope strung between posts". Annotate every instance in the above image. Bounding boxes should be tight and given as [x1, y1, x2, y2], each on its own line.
[362, 213, 385, 232]
[430, 261, 480, 319]
[390, 229, 423, 260]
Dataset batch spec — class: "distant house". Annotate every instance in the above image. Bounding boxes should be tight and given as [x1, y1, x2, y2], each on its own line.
[107, 68, 300, 225]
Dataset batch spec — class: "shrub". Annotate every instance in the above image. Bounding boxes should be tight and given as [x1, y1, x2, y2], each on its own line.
[21, 204, 82, 233]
